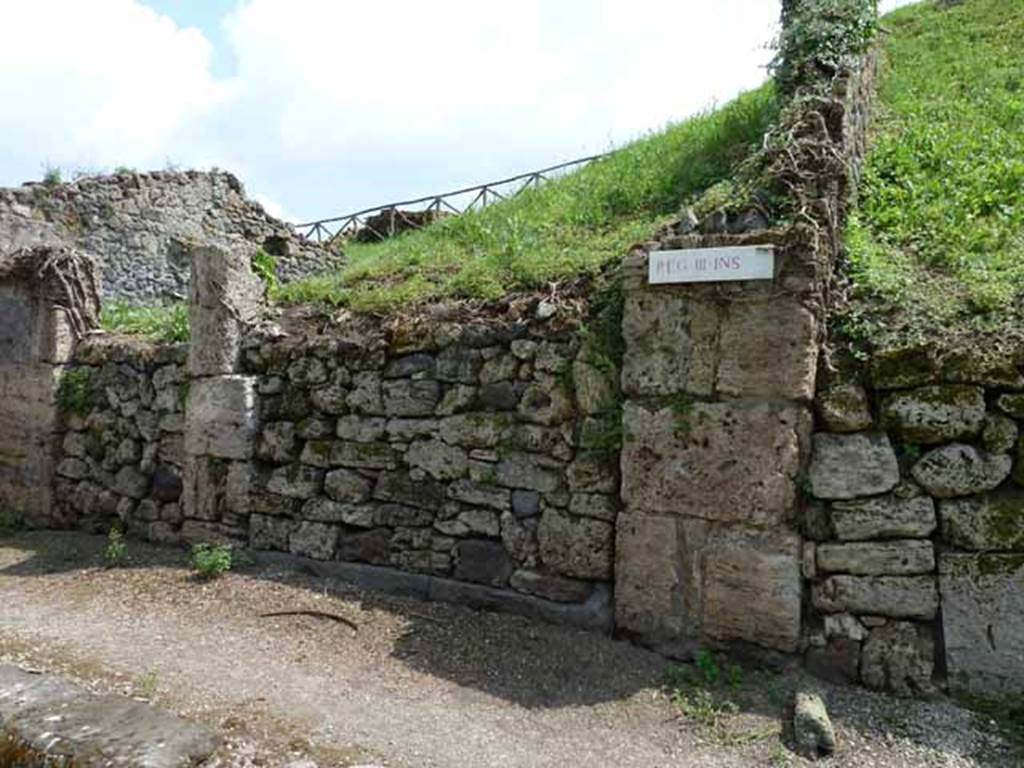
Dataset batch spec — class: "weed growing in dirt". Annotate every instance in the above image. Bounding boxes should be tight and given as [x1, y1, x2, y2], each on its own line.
[665, 650, 744, 727]
[104, 527, 127, 567]
[135, 671, 159, 699]
[190, 543, 233, 580]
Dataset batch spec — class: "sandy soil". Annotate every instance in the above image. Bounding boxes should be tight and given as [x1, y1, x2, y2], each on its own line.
[0, 531, 1013, 768]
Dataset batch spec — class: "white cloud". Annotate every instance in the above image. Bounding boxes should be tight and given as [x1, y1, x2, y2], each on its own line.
[0, 0, 923, 220]
[0, 0, 226, 173]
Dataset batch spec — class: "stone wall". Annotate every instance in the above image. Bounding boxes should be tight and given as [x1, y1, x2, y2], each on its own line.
[0, 171, 338, 302]
[220, 318, 619, 611]
[805, 346, 1024, 697]
[51, 338, 187, 541]
[44, 245, 619, 629]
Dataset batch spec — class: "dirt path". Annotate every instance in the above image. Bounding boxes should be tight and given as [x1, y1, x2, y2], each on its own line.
[0, 532, 1012, 767]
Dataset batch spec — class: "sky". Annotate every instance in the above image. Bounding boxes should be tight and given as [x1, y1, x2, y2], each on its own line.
[0, 0, 917, 223]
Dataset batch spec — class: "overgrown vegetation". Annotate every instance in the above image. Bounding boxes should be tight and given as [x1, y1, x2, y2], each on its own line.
[773, 0, 877, 95]
[275, 86, 777, 312]
[838, 0, 1024, 350]
[100, 301, 190, 343]
[189, 543, 233, 580]
[56, 367, 93, 416]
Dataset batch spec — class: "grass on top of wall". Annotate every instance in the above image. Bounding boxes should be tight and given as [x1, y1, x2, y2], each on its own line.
[839, 0, 1024, 349]
[274, 85, 777, 313]
[100, 301, 190, 343]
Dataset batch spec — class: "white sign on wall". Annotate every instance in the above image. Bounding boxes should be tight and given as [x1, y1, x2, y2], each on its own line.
[648, 245, 775, 285]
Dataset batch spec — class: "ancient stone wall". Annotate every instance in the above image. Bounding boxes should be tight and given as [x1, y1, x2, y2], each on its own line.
[229, 317, 618, 615]
[806, 346, 1024, 697]
[44, 245, 618, 629]
[52, 339, 187, 540]
[0, 171, 338, 302]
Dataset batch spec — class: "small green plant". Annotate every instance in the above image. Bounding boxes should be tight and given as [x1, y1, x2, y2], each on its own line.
[113, 166, 136, 175]
[104, 526, 127, 567]
[135, 671, 159, 699]
[251, 247, 280, 294]
[56, 367, 94, 416]
[42, 166, 62, 186]
[189, 543, 233, 580]
[696, 649, 720, 685]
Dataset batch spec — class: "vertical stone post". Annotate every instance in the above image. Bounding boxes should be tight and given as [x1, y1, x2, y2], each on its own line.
[182, 245, 263, 542]
[614, 231, 816, 658]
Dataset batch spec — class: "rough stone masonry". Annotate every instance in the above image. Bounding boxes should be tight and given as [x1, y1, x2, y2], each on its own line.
[0, 170, 338, 302]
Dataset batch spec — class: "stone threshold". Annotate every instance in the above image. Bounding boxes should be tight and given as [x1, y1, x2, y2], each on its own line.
[251, 551, 614, 633]
[0, 665, 219, 767]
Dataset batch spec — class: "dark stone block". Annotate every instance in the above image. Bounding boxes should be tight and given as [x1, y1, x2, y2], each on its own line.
[479, 381, 521, 411]
[454, 539, 514, 587]
[338, 527, 392, 565]
[805, 637, 861, 685]
[151, 464, 183, 502]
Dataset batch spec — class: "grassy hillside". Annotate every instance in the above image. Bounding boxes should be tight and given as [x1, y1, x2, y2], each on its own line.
[275, 86, 777, 313]
[840, 0, 1024, 348]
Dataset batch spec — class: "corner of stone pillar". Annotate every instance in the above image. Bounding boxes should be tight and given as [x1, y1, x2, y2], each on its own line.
[182, 243, 263, 538]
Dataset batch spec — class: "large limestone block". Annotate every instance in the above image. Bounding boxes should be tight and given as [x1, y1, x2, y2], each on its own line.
[614, 514, 705, 646]
[188, 245, 263, 376]
[812, 575, 938, 620]
[621, 291, 717, 397]
[185, 376, 258, 459]
[940, 491, 1024, 551]
[940, 554, 1024, 695]
[831, 495, 936, 541]
[911, 444, 1011, 498]
[621, 288, 816, 401]
[816, 540, 935, 576]
[621, 400, 809, 526]
[538, 507, 613, 580]
[701, 529, 802, 653]
[880, 385, 985, 444]
[714, 297, 818, 401]
[807, 433, 899, 500]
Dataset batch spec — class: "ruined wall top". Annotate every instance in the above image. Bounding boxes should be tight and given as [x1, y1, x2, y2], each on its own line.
[0, 170, 339, 303]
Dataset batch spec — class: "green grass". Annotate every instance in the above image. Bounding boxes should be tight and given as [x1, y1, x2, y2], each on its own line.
[100, 301, 190, 343]
[276, 86, 777, 312]
[841, 0, 1024, 346]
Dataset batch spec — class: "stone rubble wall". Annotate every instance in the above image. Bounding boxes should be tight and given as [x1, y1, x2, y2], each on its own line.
[0, 171, 339, 302]
[48, 287, 621, 624]
[224, 317, 620, 609]
[51, 339, 188, 542]
[806, 346, 1024, 697]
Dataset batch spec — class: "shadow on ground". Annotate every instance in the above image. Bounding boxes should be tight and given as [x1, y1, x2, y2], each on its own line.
[0, 529, 1017, 767]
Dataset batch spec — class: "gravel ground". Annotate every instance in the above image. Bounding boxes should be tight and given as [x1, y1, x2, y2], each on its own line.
[0, 531, 1014, 768]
